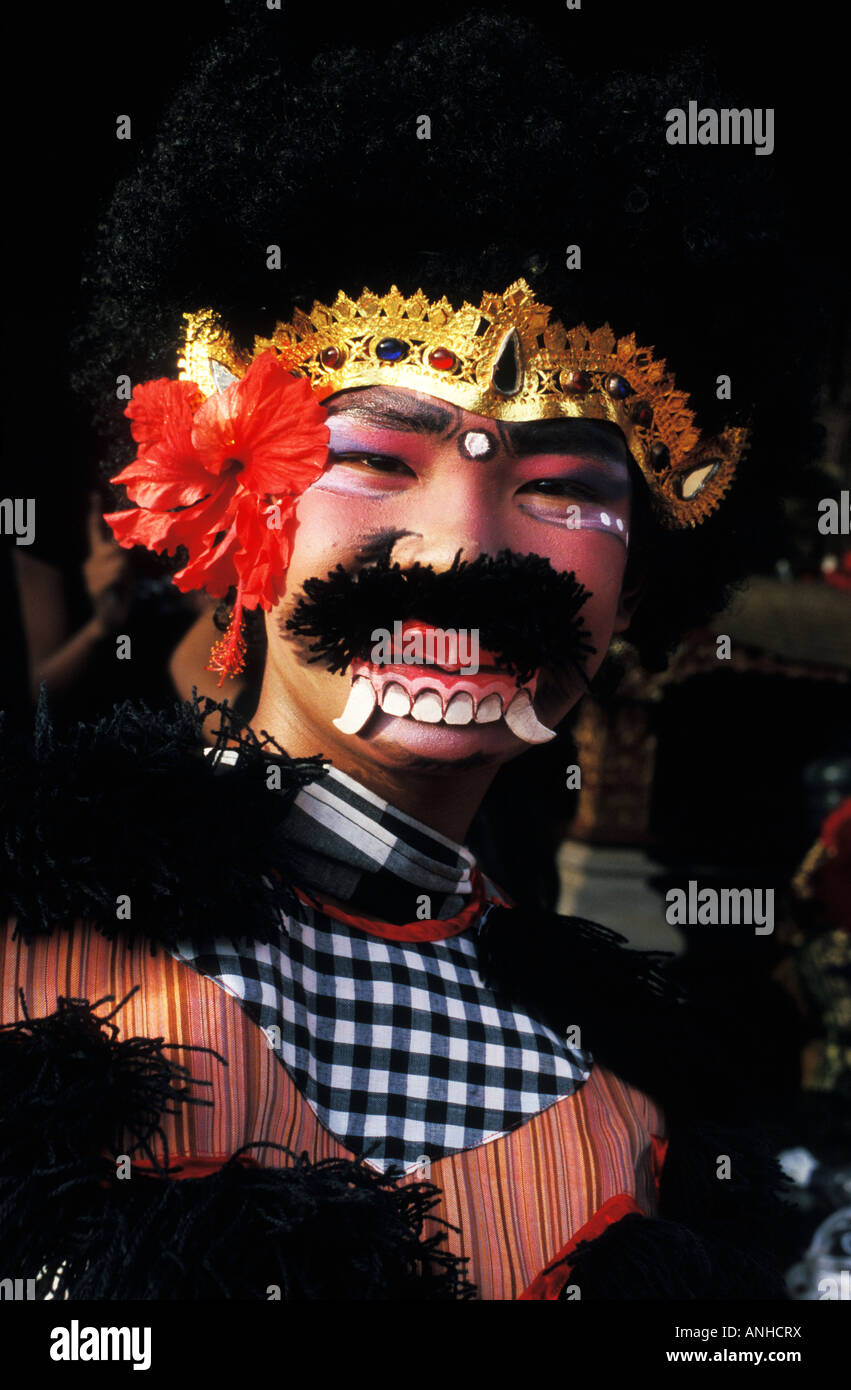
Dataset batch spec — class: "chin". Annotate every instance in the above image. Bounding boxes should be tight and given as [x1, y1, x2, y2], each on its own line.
[358, 707, 527, 767]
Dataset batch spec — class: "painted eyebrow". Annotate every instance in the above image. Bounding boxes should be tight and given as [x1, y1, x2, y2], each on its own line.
[323, 388, 454, 436]
[500, 418, 629, 465]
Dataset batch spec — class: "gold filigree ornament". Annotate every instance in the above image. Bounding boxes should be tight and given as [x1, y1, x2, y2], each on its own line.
[179, 280, 748, 528]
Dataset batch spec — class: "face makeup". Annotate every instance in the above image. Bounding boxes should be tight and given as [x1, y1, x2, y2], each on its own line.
[458, 429, 498, 461]
[257, 386, 633, 777]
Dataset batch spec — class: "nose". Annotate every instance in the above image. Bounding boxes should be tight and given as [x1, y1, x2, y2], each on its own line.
[390, 532, 483, 571]
[388, 463, 502, 572]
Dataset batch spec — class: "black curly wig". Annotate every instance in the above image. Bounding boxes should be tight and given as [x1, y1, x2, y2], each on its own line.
[70, 4, 829, 672]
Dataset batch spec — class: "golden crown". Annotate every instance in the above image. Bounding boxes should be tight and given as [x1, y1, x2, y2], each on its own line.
[179, 279, 747, 528]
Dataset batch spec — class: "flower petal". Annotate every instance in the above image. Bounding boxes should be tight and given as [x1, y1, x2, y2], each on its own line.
[232, 491, 298, 609]
[104, 478, 238, 561]
[173, 522, 241, 598]
[124, 378, 202, 450]
[111, 445, 214, 509]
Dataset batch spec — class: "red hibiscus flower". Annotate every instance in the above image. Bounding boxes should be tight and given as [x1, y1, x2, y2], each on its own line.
[104, 351, 329, 679]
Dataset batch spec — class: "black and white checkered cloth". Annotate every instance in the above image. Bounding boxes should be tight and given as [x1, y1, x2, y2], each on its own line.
[272, 762, 479, 924]
[175, 758, 592, 1174]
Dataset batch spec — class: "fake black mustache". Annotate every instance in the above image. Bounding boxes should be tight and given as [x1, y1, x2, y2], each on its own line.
[284, 550, 596, 686]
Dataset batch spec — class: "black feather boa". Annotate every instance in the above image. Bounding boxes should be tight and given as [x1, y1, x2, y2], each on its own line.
[0, 695, 793, 1298]
[557, 1211, 785, 1300]
[1, 692, 325, 950]
[0, 994, 473, 1300]
[0, 990, 212, 1170]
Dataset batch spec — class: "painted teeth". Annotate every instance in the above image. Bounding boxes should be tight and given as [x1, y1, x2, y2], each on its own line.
[381, 682, 412, 717]
[332, 676, 377, 734]
[474, 693, 503, 724]
[411, 690, 443, 723]
[339, 679, 550, 739]
[503, 689, 556, 744]
[444, 692, 474, 725]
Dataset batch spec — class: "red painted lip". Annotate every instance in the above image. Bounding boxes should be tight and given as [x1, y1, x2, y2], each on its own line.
[394, 620, 502, 672]
[362, 663, 516, 692]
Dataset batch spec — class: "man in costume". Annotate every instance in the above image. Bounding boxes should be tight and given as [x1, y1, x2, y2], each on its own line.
[0, 11, 817, 1298]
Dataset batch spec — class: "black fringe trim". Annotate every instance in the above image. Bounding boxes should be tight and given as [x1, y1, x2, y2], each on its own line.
[0, 692, 326, 950]
[1, 1151, 475, 1300]
[0, 995, 474, 1300]
[0, 990, 217, 1172]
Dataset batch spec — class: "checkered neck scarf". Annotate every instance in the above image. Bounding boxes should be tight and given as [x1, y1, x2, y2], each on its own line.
[272, 762, 479, 925]
[175, 755, 592, 1173]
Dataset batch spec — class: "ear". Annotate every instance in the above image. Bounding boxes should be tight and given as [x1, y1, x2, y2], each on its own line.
[612, 571, 644, 633]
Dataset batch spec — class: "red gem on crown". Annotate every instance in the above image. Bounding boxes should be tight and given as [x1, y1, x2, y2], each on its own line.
[428, 347, 456, 371]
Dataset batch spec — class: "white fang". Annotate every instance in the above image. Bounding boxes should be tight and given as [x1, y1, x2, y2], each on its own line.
[503, 690, 556, 744]
[332, 677, 378, 734]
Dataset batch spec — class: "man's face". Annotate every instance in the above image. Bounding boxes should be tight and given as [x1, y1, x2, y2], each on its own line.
[262, 385, 634, 775]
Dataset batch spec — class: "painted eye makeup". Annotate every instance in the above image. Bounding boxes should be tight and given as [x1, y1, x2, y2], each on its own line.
[330, 452, 415, 476]
[516, 468, 630, 546]
[518, 477, 606, 503]
[311, 450, 416, 498]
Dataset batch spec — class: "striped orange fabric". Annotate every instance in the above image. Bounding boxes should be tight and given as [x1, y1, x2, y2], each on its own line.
[1, 920, 665, 1300]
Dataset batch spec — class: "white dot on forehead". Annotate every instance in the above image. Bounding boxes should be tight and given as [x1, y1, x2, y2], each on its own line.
[616, 519, 624, 531]
[462, 431, 492, 458]
[600, 511, 611, 526]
